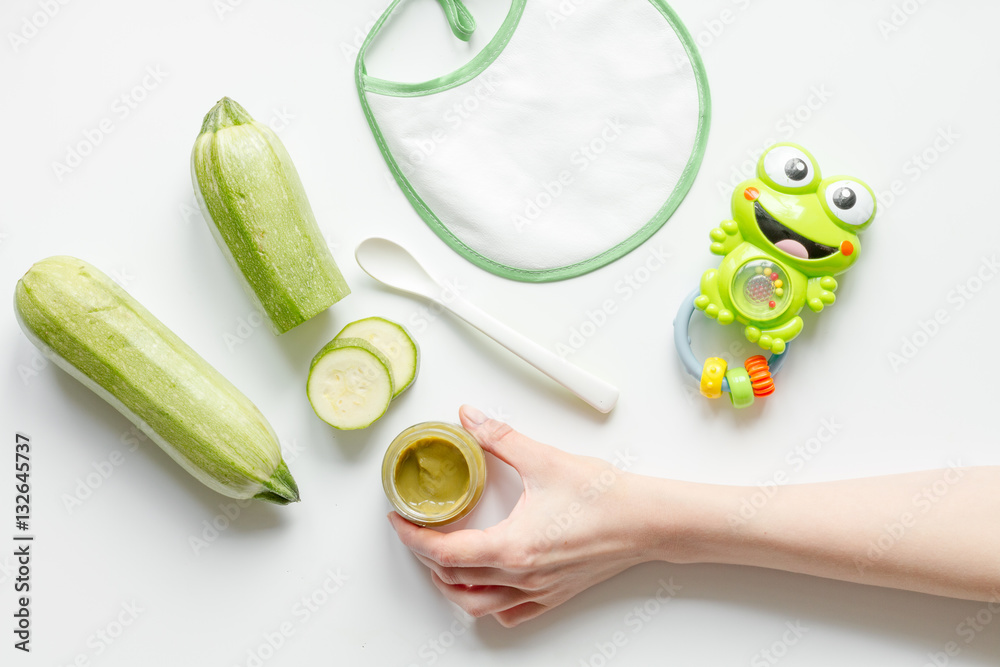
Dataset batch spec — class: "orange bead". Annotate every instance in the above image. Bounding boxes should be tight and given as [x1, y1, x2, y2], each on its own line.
[744, 355, 776, 397]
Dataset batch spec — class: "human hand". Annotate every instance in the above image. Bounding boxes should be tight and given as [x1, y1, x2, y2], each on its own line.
[388, 405, 661, 627]
[391, 410, 1000, 618]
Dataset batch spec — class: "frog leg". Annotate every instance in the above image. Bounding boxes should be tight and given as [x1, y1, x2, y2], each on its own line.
[744, 316, 802, 354]
[806, 275, 838, 313]
[709, 219, 743, 256]
[694, 268, 735, 325]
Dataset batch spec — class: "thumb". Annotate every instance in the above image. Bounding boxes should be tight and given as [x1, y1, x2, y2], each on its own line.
[459, 405, 542, 475]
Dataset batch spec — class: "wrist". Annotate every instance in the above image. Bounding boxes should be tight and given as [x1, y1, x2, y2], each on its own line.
[624, 473, 742, 565]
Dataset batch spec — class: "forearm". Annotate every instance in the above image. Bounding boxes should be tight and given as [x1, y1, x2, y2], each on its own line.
[634, 467, 1000, 601]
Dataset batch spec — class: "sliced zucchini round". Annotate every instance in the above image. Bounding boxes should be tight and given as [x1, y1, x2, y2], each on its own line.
[307, 338, 394, 430]
[335, 317, 418, 398]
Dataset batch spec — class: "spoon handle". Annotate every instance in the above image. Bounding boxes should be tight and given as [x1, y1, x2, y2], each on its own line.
[442, 295, 620, 413]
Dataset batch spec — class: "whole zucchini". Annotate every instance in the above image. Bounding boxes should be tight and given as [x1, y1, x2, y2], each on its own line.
[14, 256, 299, 504]
[191, 97, 350, 334]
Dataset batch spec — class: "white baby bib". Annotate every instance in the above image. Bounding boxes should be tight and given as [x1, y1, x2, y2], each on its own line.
[357, 0, 710, 282]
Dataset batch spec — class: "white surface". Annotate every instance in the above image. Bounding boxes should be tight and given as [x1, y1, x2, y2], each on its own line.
[362, 0, 704, 273]
[1, 1, 998, 666]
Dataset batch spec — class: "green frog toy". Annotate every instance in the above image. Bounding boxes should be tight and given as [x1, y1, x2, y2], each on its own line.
[673, 143, 875, 409]
[695, 143, 875, 354]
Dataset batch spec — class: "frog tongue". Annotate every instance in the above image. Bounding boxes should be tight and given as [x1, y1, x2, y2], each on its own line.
[775, 239, 809, 259]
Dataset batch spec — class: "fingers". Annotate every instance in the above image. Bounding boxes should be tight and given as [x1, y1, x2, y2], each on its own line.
[430, 571, 533, 619]
[459, 405, 547, 474]
[389, 512, 500, 568]
[413, 551, 552, 591]
[493, 602, 550, 628]
[412, 553, 512, 587]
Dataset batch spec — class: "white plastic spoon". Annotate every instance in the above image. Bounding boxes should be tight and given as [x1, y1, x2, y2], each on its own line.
[355, 238, 620, 413]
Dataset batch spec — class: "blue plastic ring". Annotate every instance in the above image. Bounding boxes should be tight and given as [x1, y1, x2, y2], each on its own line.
[673, 288, 788, 393]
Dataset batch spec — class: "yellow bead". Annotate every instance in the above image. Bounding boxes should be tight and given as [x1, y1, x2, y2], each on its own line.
[700, 357, 728, 399]
[774, 279, 783, 288]
[775, 288, 784, 297]
[763, 267, 772, 276]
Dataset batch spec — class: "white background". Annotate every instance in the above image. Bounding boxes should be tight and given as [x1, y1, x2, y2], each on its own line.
[2, 0, 999, 665]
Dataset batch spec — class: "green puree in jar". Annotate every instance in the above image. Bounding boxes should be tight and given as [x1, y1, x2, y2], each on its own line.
[394, 437, 470, 515]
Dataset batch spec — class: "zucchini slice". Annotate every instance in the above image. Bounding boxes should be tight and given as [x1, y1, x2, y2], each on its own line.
[307, 338, 394, 430]
[334, 317, 418, 398]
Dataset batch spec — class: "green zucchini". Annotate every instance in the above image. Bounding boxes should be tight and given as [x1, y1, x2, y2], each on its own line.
[14, 256, 299, 504]
[191, 97, 350, 334]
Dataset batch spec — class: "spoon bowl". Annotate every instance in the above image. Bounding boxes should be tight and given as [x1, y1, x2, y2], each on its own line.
[355, 237, 441, 301]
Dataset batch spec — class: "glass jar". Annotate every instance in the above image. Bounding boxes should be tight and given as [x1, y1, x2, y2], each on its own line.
[382, 422, 486, 527]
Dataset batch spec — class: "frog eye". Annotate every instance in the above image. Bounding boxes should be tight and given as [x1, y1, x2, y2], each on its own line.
[825, 179, 874, 226]
[762, 146, 816, 189]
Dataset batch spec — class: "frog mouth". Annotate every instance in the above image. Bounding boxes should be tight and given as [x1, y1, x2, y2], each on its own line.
[755, 202, 838, 260]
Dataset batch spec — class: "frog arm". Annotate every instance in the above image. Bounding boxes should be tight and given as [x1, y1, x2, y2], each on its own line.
[806, 275, 838, 313]
[709, 219, 743, 256]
